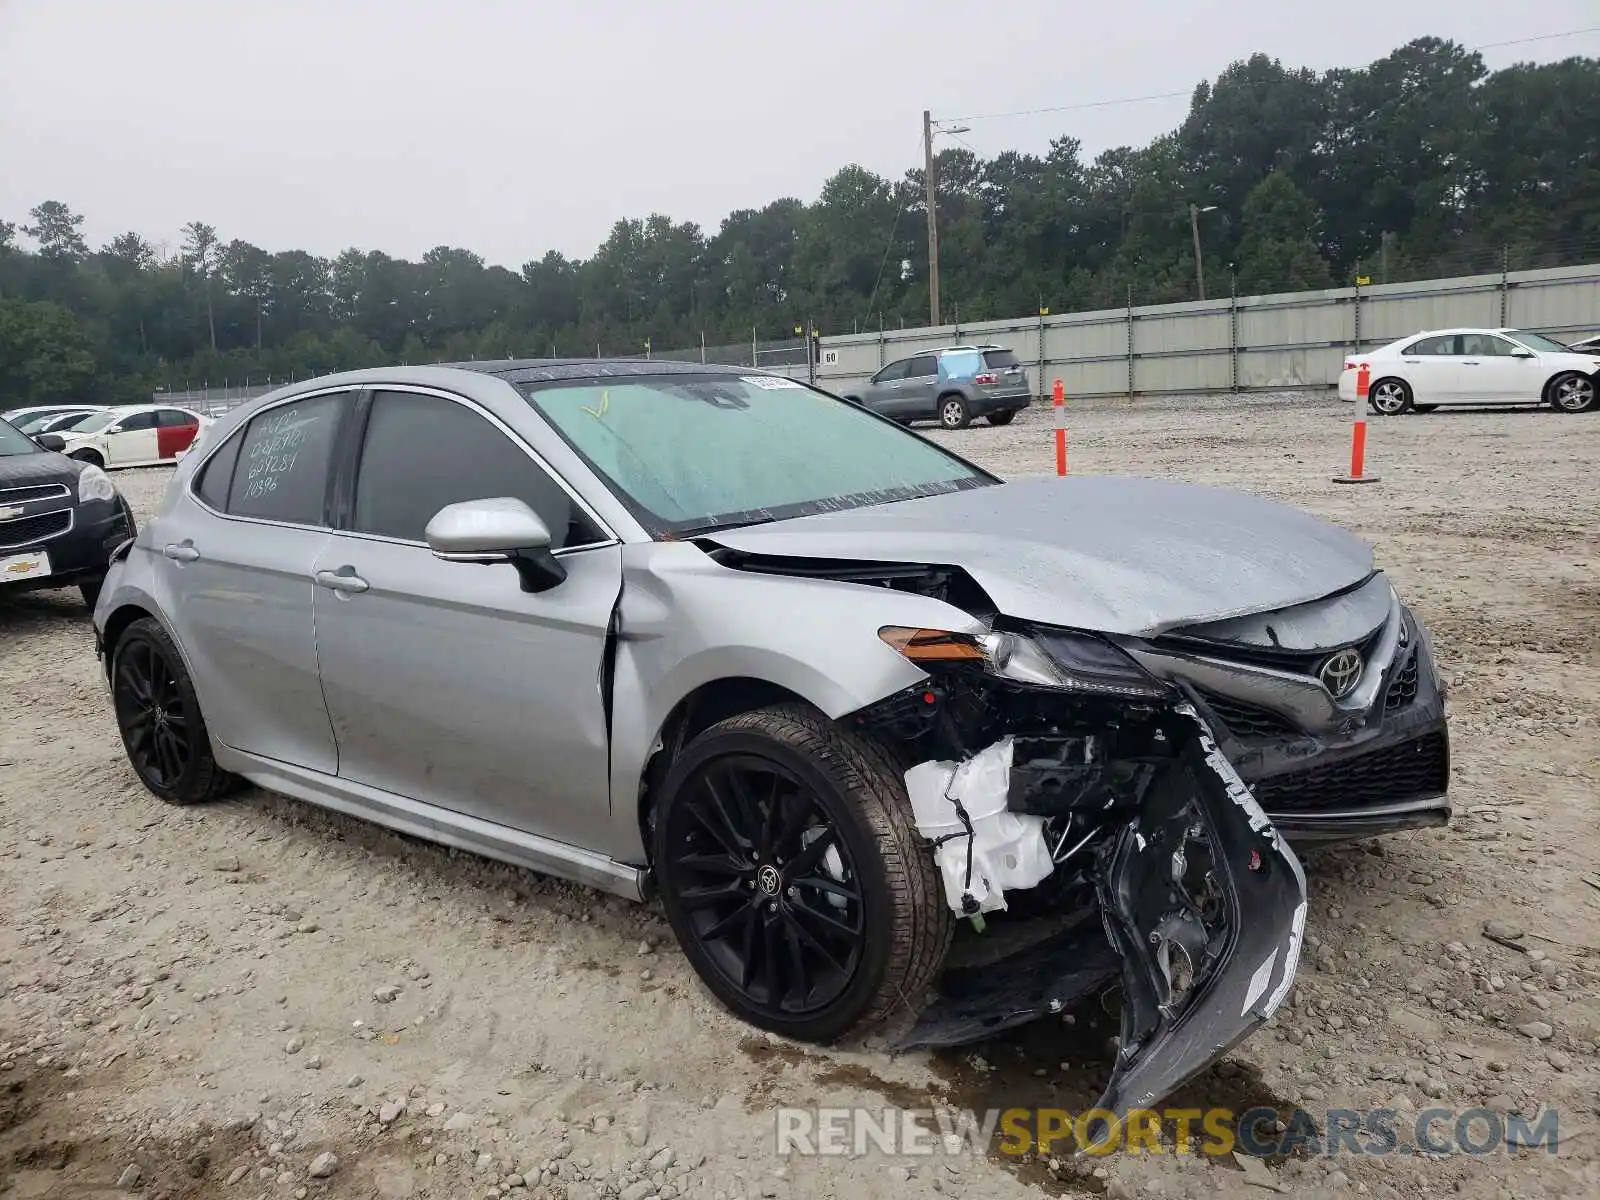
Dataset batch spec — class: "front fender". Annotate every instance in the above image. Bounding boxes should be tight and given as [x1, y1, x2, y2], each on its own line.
[604, 541, 985, 861]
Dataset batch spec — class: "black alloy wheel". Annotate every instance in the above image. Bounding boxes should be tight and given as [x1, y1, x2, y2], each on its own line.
[111, 617, 235, 804]
[664, 755, 864, 1016]
[653, 705, 951, 1043]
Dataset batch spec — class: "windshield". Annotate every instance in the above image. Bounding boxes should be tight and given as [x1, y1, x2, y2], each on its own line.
[982, 348, 1022, 368]
[69, 411, 121, 434]
[15, 410, 86, 434]
[47, 411, 102, 432]
[0, 416, 41, 457]
[1507, 331, 1572, 354]
[520, 373, 994, 535]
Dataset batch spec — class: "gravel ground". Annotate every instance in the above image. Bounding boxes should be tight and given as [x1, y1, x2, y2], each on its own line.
[2, 391, 1597, 1200]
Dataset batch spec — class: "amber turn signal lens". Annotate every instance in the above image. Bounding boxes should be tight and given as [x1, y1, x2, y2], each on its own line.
[878, 626, 987, 662]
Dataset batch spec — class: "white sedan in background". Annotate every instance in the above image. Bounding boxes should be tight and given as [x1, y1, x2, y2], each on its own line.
[50, 404, 212, 468]
[1339, 328, 1599, 415]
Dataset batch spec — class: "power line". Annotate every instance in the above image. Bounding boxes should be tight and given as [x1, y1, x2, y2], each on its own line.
[939, 25, 1600, 126]
[1473, 25, 1600, 51]
[942, 89, 1189, 125]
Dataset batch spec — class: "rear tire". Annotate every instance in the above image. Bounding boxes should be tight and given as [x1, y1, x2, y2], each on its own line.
[938, 394, 971, 430]
[111, 617, 236, 805]
[1368, 378, 1413, 415]
[653, 704, 952, 1044]
[985, 409, 1017, 426]
[1547, 372, 1597, 413]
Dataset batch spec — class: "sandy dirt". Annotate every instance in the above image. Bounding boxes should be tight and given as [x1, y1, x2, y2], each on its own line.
[2, 392, 1597, 1200]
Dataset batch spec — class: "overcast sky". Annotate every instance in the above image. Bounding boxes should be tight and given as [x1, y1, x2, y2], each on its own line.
[3, 0, 1597, 269]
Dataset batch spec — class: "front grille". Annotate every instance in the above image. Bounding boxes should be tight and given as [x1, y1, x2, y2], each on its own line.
[1384, 651, 1420, 712]
[1252, 731, 1448, 813]
[1200, 692, 1301, 740]
[0, 509, 73, 550]
[0, 482, 71, 504]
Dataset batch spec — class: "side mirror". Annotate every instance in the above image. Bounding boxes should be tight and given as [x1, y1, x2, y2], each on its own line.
[424, 497, 566, 593]
[35, 433, 66, 452]
[1511, 348, 1535, 358]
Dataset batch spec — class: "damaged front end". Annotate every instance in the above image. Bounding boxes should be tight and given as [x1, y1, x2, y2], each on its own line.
[857, 623, 1306, 1122]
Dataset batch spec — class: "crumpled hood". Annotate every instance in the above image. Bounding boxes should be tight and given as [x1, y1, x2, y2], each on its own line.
[707, 475, 1374, 636]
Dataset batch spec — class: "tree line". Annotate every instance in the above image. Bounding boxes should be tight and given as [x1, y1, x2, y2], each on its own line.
[2, 36, 1597, 407]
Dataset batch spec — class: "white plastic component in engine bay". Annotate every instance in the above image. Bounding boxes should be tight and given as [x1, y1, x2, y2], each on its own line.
[904, 737, 1053, 915]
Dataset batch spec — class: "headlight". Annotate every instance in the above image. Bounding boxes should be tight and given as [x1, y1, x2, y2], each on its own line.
[78, 464, 116, 504]
[879, 625, 1169, 699]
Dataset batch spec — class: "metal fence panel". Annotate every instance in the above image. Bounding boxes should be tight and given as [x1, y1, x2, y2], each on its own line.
[154, 263, 1600, 409]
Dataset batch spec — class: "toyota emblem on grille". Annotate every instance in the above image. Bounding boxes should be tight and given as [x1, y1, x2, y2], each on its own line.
[1317, 648, 1364, 699]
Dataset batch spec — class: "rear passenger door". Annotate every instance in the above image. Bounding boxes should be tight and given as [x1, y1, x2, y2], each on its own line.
[1397, 334, 1462, 402]
[159, 390, 350, 773]
[155, 409, 202, 460]
[310, 387, 622, 849]
[900, 354, 942, 417]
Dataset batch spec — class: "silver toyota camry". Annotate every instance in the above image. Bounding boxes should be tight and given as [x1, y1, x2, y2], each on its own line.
[92, 360, 1449, 1119]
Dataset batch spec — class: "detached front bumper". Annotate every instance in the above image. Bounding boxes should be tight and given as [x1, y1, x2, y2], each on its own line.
[894, 704, 1306, 1128]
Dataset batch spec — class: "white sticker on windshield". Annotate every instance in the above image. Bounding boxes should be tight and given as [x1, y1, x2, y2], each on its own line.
[741, 375, 804, 390]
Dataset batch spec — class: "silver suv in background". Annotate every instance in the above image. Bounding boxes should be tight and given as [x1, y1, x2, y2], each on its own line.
[847, 345, 1032, 429]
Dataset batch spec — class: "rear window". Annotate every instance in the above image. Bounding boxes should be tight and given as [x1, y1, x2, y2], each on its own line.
[982, 349, 1021, 368]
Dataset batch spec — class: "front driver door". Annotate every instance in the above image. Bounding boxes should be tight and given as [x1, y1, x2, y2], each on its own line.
[105, 410, 161, 466]
[311, 387, 621, 850]
[862, 359, 909, 416]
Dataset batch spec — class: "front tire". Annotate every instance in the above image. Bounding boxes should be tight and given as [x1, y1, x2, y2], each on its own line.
[653, 705, 951, 1043]
[985, 409, 1017, 426]
[1548, 372, 1597, 413]
[79, 580, 102, 609]
[1369, 378, 1413, 415]
[111, 617, 236, 805]
[938, 394, 971, 429]
[70, 449, 105, 468]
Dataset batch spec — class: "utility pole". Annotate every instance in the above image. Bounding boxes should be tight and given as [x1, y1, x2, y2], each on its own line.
[1189, 203, 1207, 302]
[923, 109, 941, 327]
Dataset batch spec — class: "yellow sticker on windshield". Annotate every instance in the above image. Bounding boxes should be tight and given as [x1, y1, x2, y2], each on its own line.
[581, 390, 611, 418]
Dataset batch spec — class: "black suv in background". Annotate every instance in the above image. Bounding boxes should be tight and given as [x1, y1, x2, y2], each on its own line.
[0, 416, 136, 608]
[846, 345, 1033, 429]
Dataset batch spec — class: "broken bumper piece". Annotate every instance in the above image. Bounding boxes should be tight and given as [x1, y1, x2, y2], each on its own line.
[895, 703, 1305, 1127]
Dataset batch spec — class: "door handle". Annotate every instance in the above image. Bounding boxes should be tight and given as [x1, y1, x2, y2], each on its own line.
[314, 569, 370, 594]
[163, 542, 200, 563]
[1462, 360, 1480, 366]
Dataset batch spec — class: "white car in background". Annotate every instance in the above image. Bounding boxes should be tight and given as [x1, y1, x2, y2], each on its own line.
[1339, 328, 1599, 414]
[3, 404, 109, 432]
[50, 404, 212, 468]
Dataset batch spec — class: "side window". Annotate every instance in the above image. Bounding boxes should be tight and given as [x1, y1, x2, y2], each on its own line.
[115, 411, 159, 432]
[158, 408, 198, 427]
[226, 392, 348, 525]
[907, 355, 939, 377]
[1404, 335, 1458, 356]
[1467, 335, 1517, 356]
[871, 361, 907, 384]
[195, 430, 243, 510]
[351, 390, 603, 551]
